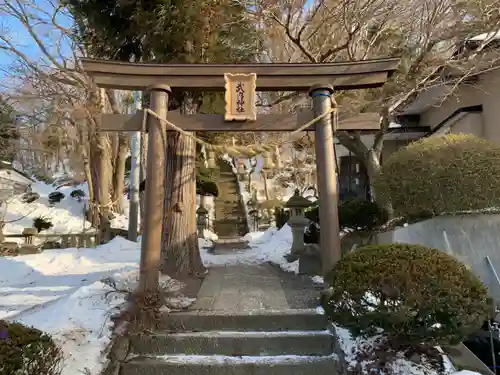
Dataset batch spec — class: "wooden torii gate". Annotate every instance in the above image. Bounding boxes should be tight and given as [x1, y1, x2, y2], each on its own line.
[81, 57, 399, 292]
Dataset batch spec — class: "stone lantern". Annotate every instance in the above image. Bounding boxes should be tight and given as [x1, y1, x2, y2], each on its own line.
[262, 151, 274, 171]
[237, 158, 246, 177]
[284, 189, 311, 261]
[207, 151, 217, 169]
[273, 146, 283, 169]
[196, 206, 209, 238]
[249, 209, 260, 232]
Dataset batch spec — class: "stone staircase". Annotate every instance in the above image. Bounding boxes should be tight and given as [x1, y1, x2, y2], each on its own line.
[122, 309, 338, 375]
[214, 159, 249, 239]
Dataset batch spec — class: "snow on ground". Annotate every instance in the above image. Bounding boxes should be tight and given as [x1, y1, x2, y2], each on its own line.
[0, 236, 197, 375]
[334, 325, 473, 375]
[0, 237, 139, 375]
[202, 225, 295, 270]
[208, 225, 325, 284]
[3, 181, 92, 237]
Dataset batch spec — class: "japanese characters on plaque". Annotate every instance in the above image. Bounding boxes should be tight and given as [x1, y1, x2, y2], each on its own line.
[224, 73, 257, 121]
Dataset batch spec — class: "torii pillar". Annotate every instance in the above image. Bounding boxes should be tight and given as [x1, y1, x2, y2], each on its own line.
[310, 84, 341, 276]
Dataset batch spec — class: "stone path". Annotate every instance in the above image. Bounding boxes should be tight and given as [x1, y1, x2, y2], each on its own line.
[192, 264, 320, 312]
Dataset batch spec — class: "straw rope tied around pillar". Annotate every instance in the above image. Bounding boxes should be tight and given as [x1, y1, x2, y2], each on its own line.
[141, 106, 337, 158]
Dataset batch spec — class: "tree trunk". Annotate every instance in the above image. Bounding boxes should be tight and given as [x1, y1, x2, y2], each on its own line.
[79, 131, 96, 225]
[365, 149, 393, 218]
[112, 134, 128, 214]
[162, 95, 206, 279]
[162, 132, 205, 278]
[262, 170, 270, 200]
[139, 132, 148, 228]
[97, 132, 112, 241]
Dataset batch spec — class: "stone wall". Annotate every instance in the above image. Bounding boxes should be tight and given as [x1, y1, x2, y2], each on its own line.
[376, 214, 500, 303]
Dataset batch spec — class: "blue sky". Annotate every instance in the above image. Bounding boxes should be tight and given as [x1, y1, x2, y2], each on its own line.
[0, 0, 73, 82]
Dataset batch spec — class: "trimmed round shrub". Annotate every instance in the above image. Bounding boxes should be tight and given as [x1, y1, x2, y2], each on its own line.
[322, 243, 492, 345]
[70, 189, 86, 200]
[48, 191, 65, 204]
[374, 134, 500, 218]
[33, 216, 53, 233]
[338, 198, 387, 230]
[303, 199, 386, 244]
[21, 192, 40, 204]
[0, 320, 63, 375]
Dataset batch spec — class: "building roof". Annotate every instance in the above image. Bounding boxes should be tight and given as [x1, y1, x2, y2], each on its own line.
[396, 30, 500, 117]
[0, 161, 35, 183]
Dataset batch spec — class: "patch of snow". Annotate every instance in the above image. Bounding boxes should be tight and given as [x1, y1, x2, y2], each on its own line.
[0, 234, 198, 375]
[469, 30, 500, 42]
[0, 237, 139, 375]
[243, 227, 278, 244]
[311, 275, 324, 285]
[316, 306, 325, 315]
[203, 229, 218, 242]
[201, 225, 294, 271]
[3, 181, 92, 238]
[170, 330, 331, 337]
[334, 325, 466, 375]
[147, 354, 337, 364]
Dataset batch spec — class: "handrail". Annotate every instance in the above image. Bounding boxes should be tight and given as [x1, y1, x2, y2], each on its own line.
[485, 256, 500, 287]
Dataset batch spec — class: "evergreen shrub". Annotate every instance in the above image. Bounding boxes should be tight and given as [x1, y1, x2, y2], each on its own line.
[374, 134, 500, 218]
[322, 243, 492, 345]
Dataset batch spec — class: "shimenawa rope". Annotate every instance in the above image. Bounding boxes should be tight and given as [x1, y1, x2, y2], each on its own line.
[142, 106, 338, 157]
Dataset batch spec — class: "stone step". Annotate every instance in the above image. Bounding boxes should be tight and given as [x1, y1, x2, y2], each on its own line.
[122, 355, 338, 375]
[130, 330, 333, 356]
[212, 242, 250, 252]
[213, 227, 248, 237]
[214, 215, 246, 219]
[159, 310, 327, 332]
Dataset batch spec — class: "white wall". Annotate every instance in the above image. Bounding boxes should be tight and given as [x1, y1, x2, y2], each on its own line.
[377, 214, 500, 304]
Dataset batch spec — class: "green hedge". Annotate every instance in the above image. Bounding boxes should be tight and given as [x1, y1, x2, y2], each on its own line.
[322, 243, 492, 345]
[374, 134, 500, 218]
[304, 198, 386, 244]
[0, 320, 63, 375]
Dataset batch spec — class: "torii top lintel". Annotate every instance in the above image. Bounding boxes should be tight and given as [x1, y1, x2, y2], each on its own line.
[80, 58, 399, 92]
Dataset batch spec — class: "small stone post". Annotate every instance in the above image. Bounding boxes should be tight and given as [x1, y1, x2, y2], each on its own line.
[284, 189, 311, 262]
[22, 227, 38, 245]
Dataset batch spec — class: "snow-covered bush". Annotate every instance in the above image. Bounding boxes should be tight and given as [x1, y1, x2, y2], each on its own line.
[21, 192, 40, 204]
[323, 243, 492, 346]
[0, 320, 63, 375]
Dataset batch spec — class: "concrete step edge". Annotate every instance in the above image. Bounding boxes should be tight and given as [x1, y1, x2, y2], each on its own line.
[126, 354, 337, 364]
[143, 330, 331, 338]
[129, 331, 334, 356]
[168, 308, 324, 317]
